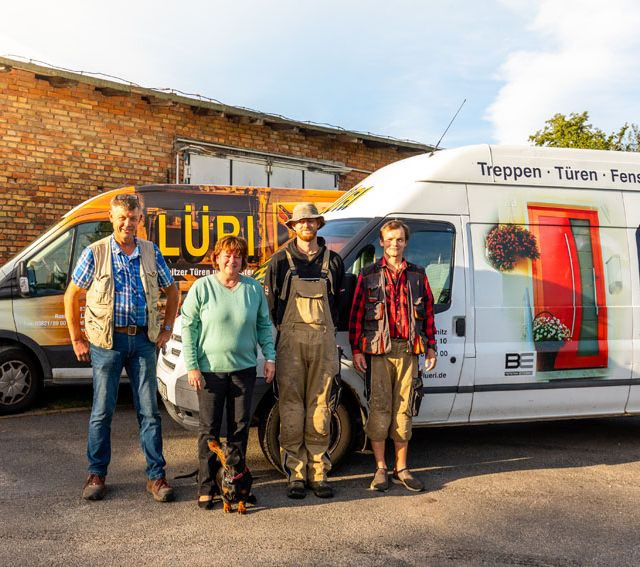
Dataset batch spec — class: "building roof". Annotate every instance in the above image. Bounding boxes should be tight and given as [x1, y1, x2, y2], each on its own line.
[0, 55, 434, 153]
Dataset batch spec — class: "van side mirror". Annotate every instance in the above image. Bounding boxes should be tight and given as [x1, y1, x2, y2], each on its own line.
[16, 261, 31, 298]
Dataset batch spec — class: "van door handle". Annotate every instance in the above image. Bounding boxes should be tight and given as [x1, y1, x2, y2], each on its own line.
[454, 316, 465, 337]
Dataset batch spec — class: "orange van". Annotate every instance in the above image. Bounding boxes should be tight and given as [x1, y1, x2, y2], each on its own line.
[0, 184, 341, 414]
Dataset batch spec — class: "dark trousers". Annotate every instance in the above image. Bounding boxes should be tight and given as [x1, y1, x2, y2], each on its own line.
[197, 366, 257, 496]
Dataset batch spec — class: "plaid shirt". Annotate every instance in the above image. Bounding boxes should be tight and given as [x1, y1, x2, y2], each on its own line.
[349, 257, 437, 355]
[72, 236, 174, 327]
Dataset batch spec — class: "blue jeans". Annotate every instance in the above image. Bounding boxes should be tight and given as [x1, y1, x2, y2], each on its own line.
[88, 332, 166, 479]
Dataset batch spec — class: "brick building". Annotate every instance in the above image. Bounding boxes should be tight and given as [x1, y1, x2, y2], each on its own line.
[0, 56, 432, 265]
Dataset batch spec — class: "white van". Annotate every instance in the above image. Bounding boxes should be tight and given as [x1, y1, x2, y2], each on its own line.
[157, 144, 640, 470]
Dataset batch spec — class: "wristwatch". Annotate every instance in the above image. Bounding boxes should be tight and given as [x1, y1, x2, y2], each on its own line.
[163, 324, 173, 332]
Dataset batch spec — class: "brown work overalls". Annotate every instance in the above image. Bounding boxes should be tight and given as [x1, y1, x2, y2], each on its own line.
[277, 248, 339, 483]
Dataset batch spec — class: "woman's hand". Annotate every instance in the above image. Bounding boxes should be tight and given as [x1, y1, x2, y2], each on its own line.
[263, 361, 276, 384]
[187, 369, 203, 390]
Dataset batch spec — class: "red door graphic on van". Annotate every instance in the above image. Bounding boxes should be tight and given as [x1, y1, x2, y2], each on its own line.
[528, 205, 608, 370]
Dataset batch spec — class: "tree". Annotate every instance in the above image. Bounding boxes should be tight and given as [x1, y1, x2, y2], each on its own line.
[529, 112, 639, 152]
[620, 123, 640, 152]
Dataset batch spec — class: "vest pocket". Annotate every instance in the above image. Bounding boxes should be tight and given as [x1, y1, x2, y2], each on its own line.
[85, 303, 110, 327]
[84, 303, 112, 346]
[366, 284, 384, 302]
[413, 297, 426, 320]
[144, 271, 160, 303]
[93, 274, 111, 305]
[364, 301, 384, 330]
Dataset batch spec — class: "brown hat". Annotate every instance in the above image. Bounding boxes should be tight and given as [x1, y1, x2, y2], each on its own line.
[285, 202, 325, 229]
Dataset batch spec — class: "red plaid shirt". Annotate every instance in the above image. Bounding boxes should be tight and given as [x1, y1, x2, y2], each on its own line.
[349, 257, 437, 355]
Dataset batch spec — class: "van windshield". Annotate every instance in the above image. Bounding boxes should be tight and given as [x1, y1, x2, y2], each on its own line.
[252, 218, 370, 283]
[319, 218, 370, 254]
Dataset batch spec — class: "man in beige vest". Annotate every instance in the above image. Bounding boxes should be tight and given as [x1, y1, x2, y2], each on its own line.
[264, 203, 344, 499]
[64, 193, 179, 502]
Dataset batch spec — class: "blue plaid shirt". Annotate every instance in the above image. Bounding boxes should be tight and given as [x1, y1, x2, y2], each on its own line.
[72, 236, 174, 327]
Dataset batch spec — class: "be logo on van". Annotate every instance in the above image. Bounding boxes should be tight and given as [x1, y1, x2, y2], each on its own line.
[504, 352, 535, 376]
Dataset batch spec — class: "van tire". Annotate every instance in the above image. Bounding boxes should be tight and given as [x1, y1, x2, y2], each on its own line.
[257, 399, 354, 475]
[0, 346, 42, 415]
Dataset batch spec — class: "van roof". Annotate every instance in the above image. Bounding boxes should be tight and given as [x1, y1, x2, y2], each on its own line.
[370, 144, 640, 188]
[324, 145, 640, 219]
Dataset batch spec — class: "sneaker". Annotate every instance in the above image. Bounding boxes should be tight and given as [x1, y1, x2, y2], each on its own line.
[146, 477, 175, 502]
[391, 468, 424, 492]
[286, 480, 306, 499]
[369, 468, 389, 492]
[309, 480, 334, 499]
[82, 474, 106, 501]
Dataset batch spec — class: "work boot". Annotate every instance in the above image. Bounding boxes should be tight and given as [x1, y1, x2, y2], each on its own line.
[146, 477, 175, 502]
[309, 480, 334, 499]
[82, 474, 106, 500]
[286, 480, 306, 499]
[391, 468, 424, 492]
[369, 468, 389, 492]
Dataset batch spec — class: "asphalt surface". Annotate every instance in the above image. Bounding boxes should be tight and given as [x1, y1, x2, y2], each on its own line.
[3, 401, 640, 566]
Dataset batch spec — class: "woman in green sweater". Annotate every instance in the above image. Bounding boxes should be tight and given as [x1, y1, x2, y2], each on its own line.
[181, 236, 276, 509]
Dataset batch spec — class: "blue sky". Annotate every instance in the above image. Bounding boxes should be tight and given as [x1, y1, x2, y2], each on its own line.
[2, 0, 639, 147]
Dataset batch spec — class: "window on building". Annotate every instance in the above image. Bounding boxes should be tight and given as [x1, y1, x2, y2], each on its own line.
[184, 151, 339, 189]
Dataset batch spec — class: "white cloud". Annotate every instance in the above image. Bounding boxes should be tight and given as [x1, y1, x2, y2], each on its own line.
[487, 0, 640, 144]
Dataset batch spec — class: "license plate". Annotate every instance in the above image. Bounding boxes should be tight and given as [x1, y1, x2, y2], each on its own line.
[157, 379, 167, 399]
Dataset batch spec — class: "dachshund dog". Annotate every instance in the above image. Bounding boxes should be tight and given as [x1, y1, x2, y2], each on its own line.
[207, 439, 254, 514]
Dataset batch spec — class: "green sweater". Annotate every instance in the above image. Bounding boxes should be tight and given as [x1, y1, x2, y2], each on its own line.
[181, 274, 276, 373]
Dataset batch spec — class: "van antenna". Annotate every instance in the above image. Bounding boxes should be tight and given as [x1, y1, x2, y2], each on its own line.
[430, 98, 466, 154]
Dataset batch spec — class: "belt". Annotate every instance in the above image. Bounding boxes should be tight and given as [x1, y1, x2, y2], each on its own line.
[114, 325, 148, 336]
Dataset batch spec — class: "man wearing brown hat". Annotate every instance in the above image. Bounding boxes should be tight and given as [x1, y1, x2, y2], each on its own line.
[264, 203, 344, 499]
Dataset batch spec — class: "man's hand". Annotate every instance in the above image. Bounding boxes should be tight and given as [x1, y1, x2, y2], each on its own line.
[156, 329, 172, 352]
[264, 361, 276, 383]
[64, 281, 90, 362]
[353, 352, 367, 374]
[424, 348, 437, 372]
[72, 338, 91, 363]
[188, 369, 203, 390]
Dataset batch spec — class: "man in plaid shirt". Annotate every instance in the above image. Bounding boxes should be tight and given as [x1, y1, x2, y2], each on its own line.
[64, 193, 179, 502]
[349, 219, 437, 493]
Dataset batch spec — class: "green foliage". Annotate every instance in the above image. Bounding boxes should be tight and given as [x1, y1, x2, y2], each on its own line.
[529, 112, 640, 151]
[619, 123, 640, 152]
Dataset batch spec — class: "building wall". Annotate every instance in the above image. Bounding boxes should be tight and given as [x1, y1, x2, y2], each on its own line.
[0, 65, 421, 265]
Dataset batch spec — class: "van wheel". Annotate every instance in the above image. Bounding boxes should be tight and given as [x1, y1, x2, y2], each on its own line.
[0, 346, 42, 415]
[257, 399, 354, 475]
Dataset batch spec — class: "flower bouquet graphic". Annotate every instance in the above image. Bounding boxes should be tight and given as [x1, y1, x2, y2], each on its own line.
[532, 311, 572, 371]
[485, 224, 540, 271]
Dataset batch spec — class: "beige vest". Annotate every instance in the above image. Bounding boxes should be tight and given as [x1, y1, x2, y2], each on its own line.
[84, 236, 161, 349]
